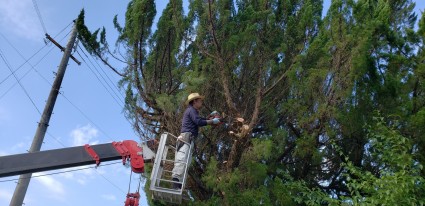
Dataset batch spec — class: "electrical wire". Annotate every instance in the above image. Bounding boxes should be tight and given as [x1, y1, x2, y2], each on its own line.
[0, 25, 128, 147]
[90, 53, 126, 100]
[31, 0, 47, 34]
[75, 48, 125, 108]
[46, 131, 67, 148]
[0, 23, 72, 102]
[0, 48, 42, 115]
[0, 41, 55, 101]
[0, 65, 33, 101]
[1, 156, 128, 196]
[75, 46, 135, 127]
[0, 161, 122, 183]
[0, 22, 72, 99]
[77, 45, 126, 106]
[95, 169, 127, 194]
[75, 47, 135, 128]
[59, 94, 116, 142]
[0, 30, 116, 146]
[0, 22, 72, 87]
[0, 24, 74, 151]
[19, 54, 118, 143]
[0, 22, 130, 196]
[55, 21, 74, 39]
[0, 38, 48, 86]
[73, 48, 141, 194]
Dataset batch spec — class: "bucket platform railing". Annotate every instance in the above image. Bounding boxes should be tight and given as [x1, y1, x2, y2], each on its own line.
[149, 132, 193, 204]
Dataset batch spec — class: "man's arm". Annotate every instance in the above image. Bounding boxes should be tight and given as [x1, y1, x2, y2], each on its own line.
[205, 119, 220, 125]
[189, 109, 219, 126]
[206, 119, 215, 125]
[189, 109, 208, 126]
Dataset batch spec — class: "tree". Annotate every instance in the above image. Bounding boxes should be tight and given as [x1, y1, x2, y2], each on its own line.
[77, 0, 425, 205]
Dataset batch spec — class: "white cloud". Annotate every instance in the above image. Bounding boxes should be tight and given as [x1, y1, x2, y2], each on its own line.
[101, 194, 117, 201]
[70, 124, 99, 146]
[0, 140, 31, 156]
[11, 142, 26, 151]
[0, 189, 12, 201]
[34, 172, 65, 195]
[0, 0, 44, 41]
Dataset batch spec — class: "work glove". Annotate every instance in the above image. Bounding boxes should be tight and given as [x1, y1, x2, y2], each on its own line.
[212, 117, 221, 124]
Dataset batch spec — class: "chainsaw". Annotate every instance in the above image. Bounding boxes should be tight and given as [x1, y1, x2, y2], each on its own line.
[208, 112, 249, 137]
[207, 112, 242, 127]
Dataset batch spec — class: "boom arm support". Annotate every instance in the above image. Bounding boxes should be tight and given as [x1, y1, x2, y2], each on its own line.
[0, 140, 152, 178]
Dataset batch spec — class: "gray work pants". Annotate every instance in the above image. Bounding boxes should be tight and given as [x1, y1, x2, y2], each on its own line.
[171, 132, 193, 181]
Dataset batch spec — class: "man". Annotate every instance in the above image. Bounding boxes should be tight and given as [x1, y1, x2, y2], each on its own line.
[171, 93, 220, 189]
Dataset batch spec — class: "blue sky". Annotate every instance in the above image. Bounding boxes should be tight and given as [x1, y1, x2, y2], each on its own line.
[0, 1, 424, 206]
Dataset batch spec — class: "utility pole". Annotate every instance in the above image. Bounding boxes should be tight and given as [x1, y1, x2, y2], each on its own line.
[10, 22, 78, 206]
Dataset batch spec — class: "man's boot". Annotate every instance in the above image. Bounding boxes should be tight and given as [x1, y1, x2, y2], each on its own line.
[172, 178, 182, 189]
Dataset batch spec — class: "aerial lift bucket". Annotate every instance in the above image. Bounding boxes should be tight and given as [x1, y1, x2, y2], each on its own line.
[149, 132, 193, 204]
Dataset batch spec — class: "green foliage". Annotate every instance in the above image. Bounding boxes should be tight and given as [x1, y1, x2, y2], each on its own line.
[77, 0, 425, 205]
[122, 0, 156, 44]
[76, 9, 106, 55]
[270, 175, 340, 206]
[202, 158, 220, 192]
[342, 117, 425, 205]
[154, 93, 177, 113]
[252, 139, 273, 161]
[181, 70, 206, 93]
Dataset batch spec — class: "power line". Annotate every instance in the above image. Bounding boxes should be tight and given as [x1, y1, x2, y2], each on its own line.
[0, 48, 42, 115]
[0, 24, 129, 197]
[27, 62, 119, 144]
[0, 161, 122, 183]
[46, 131, 67, 147]
[0, 22, 72, 87]
[0, 24, 69, 166]
[0, 26, 126, 145]
[95, 169, 126, 194]
[17, 52, 118, 143]
[76, 48, 138, 132]
[75, 47, 125, 108]
[31, 0, 47, 34]
[0, 65, 33, 101]
[60, 50, 135, 142]
[0, 46, 55, 101]
[0, 37, 48, 86]
[78, 45, 126, 106]
[0, 23, 72, 100]
[0, 34, 127, 147]
[0, 24, 73, 148]
[90, 52, 126, 100]
[19, 41, 124, 143]
[0, 29, 70, 101]
[75, 45, 135, 127]
[55, 21, 74, 39]
[59, 94, 116, 142]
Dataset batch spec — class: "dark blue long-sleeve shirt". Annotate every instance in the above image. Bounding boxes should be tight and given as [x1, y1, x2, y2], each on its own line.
[181, 105, 207, 137]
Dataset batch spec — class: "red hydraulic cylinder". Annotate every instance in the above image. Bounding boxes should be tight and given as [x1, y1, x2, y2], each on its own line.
[124, 192, 140, 206]
[112, 140, 144, 173]
[122, 140, 144, 173]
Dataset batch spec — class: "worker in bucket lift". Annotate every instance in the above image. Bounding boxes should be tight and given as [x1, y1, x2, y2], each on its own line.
[172, 93, 221, 189]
